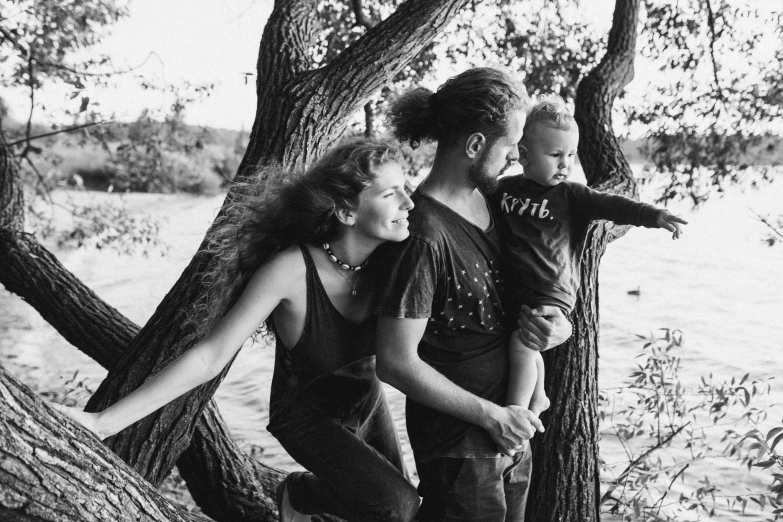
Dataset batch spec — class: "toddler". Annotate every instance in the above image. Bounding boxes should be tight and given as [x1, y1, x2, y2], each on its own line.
[495, 95, 687, 417]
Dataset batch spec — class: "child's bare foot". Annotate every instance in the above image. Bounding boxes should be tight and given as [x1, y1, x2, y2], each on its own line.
[529, 394, 550, 417]
[277, 481, 312, 522]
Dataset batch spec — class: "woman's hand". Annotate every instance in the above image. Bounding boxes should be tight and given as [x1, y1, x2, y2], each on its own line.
[516, 305, 572, 351]
[50, 402, 106, 440]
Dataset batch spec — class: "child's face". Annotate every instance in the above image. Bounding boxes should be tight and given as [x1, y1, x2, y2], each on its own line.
[519, 124, 579, 187]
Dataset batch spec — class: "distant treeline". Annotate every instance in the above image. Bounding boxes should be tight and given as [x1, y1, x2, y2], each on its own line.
[6, 117, 249, 195]
[5, 117, 780, 195]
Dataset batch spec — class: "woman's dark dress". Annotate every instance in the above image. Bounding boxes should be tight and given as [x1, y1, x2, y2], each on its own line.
[266, 245, 419, 522]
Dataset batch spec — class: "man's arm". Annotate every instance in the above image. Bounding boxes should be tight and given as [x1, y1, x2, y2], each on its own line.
[375, 316, 544, 455]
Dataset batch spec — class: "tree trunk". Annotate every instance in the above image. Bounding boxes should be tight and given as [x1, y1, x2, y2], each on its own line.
[0, 229, 135, 370]
[0, 125, 23, 230]
[0, 0, 473, 519]
[527, 1, 641, 521]
[0, 366, 210, 522]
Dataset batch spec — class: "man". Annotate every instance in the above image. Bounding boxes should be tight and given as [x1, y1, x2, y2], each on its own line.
[376, 68, 572, 521]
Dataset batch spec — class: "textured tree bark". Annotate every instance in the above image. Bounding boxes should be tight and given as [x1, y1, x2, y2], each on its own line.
[0, 126, 23, 230]
[526, 1, 641, 521]
[0, 366, 211, 522]
[239, 0, 472, 173]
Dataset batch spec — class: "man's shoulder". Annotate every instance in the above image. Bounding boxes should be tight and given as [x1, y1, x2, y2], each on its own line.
[407, 191, 456, 242]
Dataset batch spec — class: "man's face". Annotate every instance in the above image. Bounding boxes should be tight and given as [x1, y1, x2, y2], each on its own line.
[467, 109, 526, 194]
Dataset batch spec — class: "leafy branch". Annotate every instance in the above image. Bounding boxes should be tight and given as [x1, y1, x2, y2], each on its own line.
[599, 329, 781, 521]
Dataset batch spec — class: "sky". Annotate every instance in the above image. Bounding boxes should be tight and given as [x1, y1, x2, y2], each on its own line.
[4, 0, 619, 132]
[6, 0, 274, 130]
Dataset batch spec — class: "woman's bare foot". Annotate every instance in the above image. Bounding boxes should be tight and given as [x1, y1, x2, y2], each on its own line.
[279, 483, 312, 522]
[529, 394, 550, 417]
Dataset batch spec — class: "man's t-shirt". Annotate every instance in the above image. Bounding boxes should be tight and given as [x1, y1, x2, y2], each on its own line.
[375, 190, 511, 461]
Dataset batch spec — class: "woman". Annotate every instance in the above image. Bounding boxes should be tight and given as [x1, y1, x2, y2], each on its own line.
[59, 139, 419, 522]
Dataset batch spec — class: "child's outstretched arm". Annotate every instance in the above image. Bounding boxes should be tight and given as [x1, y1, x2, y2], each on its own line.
[656, 210, 688, 239]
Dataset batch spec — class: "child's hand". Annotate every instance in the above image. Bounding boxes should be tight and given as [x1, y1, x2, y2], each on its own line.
[657, 210, 688, 239]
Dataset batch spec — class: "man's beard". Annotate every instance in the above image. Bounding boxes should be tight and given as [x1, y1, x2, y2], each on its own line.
[467, 154, 506, 194]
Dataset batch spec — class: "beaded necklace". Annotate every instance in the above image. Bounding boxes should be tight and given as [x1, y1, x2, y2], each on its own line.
[322, 242, 367, 297]
[322, 242, 369, 271]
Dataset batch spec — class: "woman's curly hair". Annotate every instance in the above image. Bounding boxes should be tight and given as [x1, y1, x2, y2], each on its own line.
[185, 138, 400, 341]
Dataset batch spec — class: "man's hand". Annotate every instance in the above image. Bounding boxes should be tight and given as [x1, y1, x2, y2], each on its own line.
[517, 305, 572, 352]
[485, 404, 544, 456]
[656, 210, 688, 239]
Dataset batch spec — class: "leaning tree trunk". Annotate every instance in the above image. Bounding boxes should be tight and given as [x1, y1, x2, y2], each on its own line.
[0, 0, 473, 520]
[526, 0, 641, 521]
[0, 366, 211, 522]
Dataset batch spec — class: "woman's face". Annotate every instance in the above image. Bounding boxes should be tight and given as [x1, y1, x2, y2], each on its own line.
[352, 162, 414, 243]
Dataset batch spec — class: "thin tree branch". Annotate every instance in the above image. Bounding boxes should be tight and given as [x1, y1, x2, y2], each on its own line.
[0, 26, 27, 54]
[25, 48, 35, 147]
[39, 51, 159, 78]
[8, 120, 111, 147]
[0, 26, 157, 78]
[22, 155, 54, 205]
[651, 463, 689, 516]
[610, 423, 689, 489]
[351, 0, 375, 29]
[703, 0, 727, 110]
[748, 207, 783, 241]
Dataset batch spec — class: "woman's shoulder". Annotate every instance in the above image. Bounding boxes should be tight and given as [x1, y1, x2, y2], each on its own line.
[273, 244, 307, 266]
[247, 245, 306, 289]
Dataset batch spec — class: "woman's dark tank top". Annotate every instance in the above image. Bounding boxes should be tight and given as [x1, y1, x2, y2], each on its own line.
[268, 245, 378, 424]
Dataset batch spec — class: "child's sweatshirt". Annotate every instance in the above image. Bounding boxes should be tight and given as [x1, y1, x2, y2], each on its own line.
[492, 175, 661, 311]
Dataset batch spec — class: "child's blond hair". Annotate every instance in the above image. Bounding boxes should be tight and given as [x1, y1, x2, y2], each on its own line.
[523, 94, 576, 137]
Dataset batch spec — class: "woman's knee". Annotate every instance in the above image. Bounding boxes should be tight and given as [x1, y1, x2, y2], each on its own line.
[380, 481, 420, 522]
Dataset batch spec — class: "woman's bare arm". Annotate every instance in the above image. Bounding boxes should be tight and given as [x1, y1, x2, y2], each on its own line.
[57, 250, 302, 439]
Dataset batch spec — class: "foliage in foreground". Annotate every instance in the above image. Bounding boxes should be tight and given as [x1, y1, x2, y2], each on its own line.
[600, 329, 782, 521]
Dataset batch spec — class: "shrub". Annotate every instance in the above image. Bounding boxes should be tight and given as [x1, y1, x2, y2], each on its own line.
[166, 151, 223, 196]
[599, 329, 781, 521]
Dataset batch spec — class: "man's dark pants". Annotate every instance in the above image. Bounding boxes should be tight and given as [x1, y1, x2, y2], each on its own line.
[415, 448, 532, 521]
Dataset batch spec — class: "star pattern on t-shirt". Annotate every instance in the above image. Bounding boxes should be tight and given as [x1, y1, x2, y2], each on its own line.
[441, 259, 505, 333]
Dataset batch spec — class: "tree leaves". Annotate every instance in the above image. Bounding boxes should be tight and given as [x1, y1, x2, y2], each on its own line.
[600, 328, 783, 520]
[1, 0, 129, 90]
[623, 0, 783, 206]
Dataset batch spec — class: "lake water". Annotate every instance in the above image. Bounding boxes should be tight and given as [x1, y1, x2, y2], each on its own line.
[1, 170, 781, 520]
